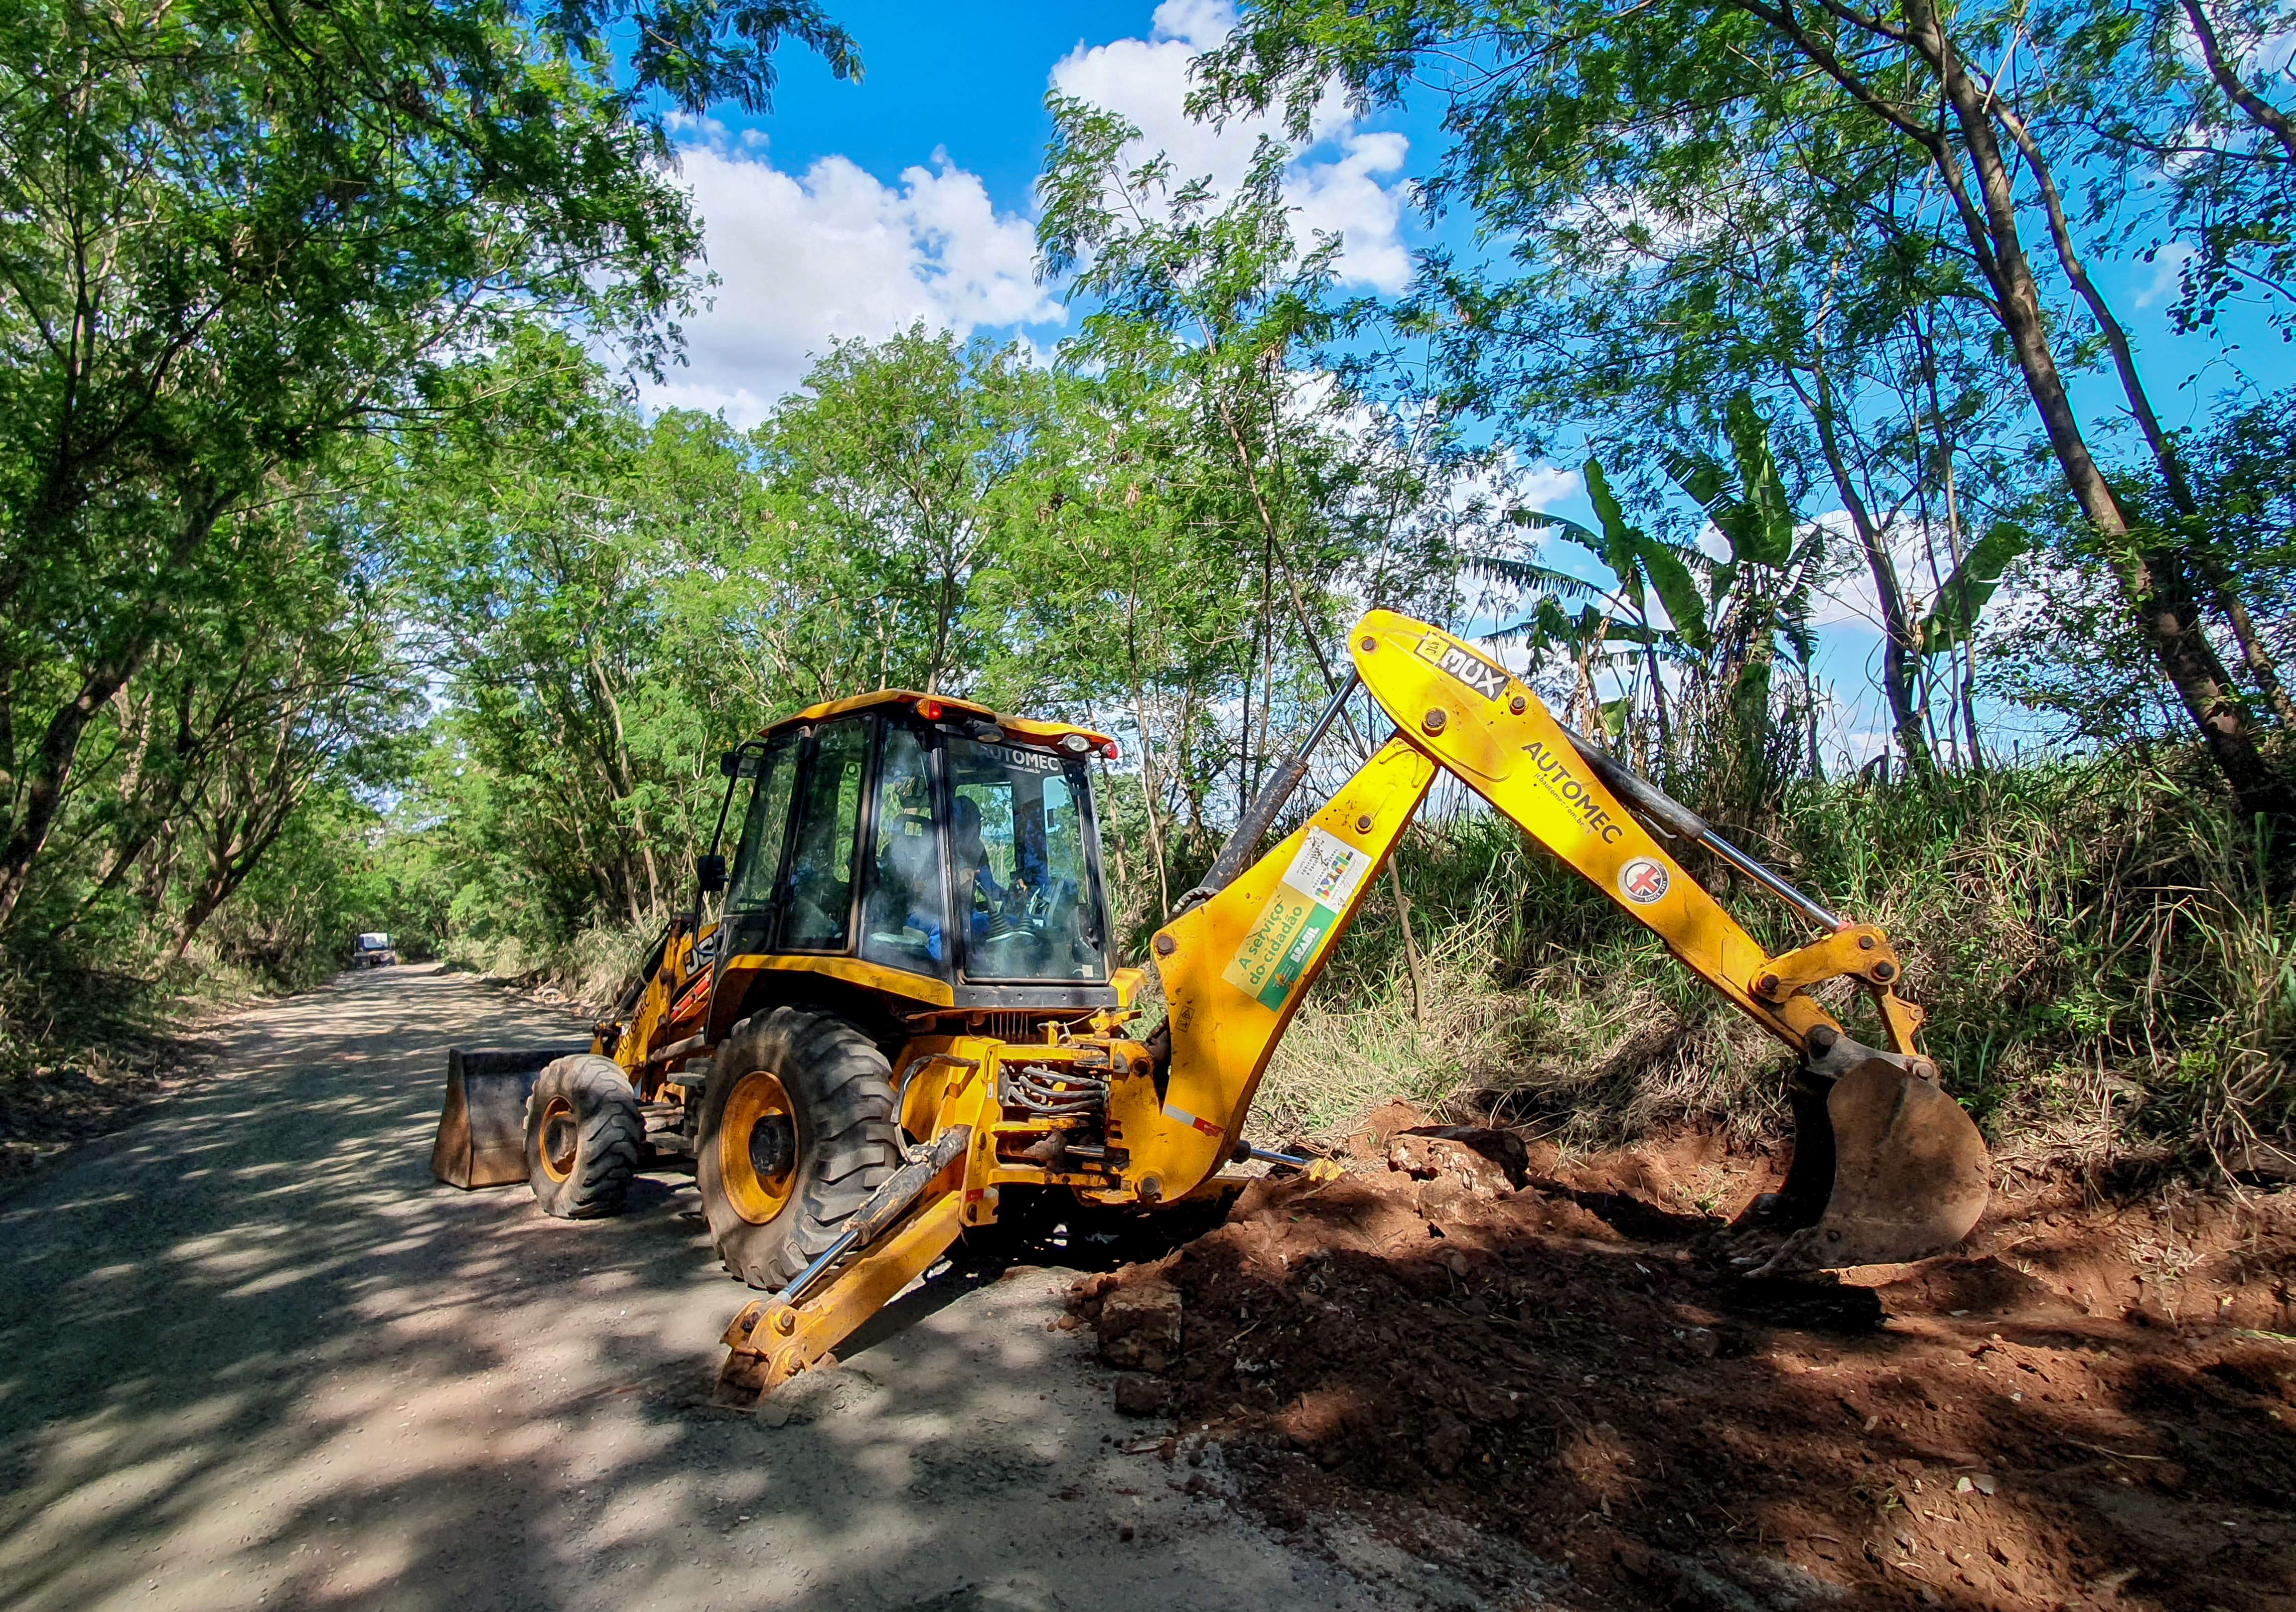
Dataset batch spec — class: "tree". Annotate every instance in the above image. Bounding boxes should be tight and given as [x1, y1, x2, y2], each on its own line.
[387, 331, 768, 932]
[0, 0, 857, 931]
[1038, 101, 1491, 822]
[40, 483, 412, 952]
[1498, 400, 1836, 812]
[755, 327, 1057, 699]
[1200, 0, 2293, 823]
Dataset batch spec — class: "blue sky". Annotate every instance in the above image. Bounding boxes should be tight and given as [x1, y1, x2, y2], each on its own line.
[648, 0, 2289, 763]
[644, 0, 1435, 422]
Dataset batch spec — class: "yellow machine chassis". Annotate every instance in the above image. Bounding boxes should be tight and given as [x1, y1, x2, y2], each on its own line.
[716, 610, 1982, 1398]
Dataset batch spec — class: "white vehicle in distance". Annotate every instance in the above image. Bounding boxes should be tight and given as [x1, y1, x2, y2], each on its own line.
[352, 933, 400, 969]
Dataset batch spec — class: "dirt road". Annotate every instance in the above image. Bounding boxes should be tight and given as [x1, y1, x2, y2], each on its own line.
[0, 966, 1449, 1612]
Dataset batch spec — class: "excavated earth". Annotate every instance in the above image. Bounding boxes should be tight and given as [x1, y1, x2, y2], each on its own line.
[1078, 1106, 2296, 1612]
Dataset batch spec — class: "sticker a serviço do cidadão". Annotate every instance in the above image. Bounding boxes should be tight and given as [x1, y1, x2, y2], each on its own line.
[1220, 826, 1376, 1010]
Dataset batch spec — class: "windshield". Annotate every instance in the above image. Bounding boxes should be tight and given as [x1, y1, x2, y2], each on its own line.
[944, 737, 1106, 982]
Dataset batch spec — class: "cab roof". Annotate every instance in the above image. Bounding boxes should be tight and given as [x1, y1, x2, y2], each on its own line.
[759, 689, 1116, 757]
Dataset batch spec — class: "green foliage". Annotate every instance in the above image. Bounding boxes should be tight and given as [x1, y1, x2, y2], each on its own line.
[1262, 752, 2294, 1167]
[1918, 521, 2030, 658]
[4, 0, 2290, 1185]
[1497, 400, 1828, 815]
[755, 326, 1059, 701]
[0, 0, 856, 1076]
[1197, 0, 2294, 812]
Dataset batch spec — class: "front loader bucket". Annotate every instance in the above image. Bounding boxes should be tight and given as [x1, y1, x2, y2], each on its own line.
[430, 1046, 591, 1189]
[1758, 1059, 1991, 1274]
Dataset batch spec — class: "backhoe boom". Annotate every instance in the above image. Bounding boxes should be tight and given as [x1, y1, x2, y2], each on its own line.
[1132, 612, 1979, 1217]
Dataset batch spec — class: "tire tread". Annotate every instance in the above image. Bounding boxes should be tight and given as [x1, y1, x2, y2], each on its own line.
[527, 1055, 642, 1219]
[695, 1006, 898, 1288]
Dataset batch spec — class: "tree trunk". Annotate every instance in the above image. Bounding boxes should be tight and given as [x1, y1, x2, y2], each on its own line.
[1797, 365, 1934, 778]
[1125, 663, 1173, 919]
[1905, 0, 2291, 822]
[2181, 0, 2296, 162]
[0, 652, 149, 929]
[2000, 106, 2296, 730]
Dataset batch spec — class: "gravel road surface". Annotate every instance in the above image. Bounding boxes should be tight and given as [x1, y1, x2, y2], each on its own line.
[0, 965, 1430, 1612]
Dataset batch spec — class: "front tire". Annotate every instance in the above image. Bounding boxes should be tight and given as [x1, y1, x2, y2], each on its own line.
[696, 1007, 899, 1289]
[526, 1055, 643, 1218]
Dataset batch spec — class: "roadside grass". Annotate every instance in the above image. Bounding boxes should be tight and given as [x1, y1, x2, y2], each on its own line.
[0, 950, 242, 1184]
[441, 923, 652, 1014]
[1279, 750, 2294, 1174]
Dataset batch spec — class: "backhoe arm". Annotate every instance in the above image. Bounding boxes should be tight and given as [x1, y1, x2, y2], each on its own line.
[1143, 611, 1987, 1271]
[1344, 612, 1925, 1058]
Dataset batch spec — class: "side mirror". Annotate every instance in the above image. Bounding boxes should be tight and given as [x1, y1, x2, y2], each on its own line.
[696, 853, 727, 895]
[719, 750, 741, 779]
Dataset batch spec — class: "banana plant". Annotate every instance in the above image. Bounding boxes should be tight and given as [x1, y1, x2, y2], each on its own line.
[1482, 458, 1705, 746]
[1915, 518, 2028, 658]
[1663, 394, 1826, 776]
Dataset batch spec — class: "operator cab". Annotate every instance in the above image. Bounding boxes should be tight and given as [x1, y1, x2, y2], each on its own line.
[711, 692, 1122, 1019]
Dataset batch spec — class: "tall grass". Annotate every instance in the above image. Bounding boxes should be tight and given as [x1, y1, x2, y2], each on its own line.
[1237, 751, 2293, 1170]
[441, 923, 655, 1013]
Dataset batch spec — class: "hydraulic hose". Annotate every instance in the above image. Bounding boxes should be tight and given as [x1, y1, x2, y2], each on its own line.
[1557, 725, 1842, 932]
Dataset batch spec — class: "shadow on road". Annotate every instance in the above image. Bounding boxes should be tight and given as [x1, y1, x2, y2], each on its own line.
[0, 967, 1370, 1612]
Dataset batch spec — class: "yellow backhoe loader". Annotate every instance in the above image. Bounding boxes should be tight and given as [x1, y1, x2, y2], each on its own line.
[431, 610, 1990, 1401]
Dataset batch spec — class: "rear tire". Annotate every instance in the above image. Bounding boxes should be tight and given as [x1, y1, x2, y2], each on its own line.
[526, 1055, 643, 1218]
[696, 1006, 899, 1289]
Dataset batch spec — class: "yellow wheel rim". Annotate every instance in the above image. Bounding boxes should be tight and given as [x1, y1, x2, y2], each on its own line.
[720, 1069, 800, 1225]
[539, 1094, 578, 1182]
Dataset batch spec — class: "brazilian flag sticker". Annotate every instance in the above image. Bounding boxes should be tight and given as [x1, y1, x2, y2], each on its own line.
[1221, 827, 1375, 1010]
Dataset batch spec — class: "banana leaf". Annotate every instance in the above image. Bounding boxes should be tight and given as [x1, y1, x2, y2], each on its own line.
[1918, 521, 2028, 656]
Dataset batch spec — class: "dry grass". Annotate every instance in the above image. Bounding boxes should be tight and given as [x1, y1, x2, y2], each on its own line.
[1253, 907, 1531, 1141]
[1199, 753, 2294, 1176]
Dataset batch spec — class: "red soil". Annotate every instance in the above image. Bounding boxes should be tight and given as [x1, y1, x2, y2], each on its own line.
[1076, 1107, 2296, 1611]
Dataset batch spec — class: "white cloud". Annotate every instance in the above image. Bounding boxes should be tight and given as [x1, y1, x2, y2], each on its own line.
[639, 2, 1418, 425]
[1049, 0, 1414, 292]
[1515, 462, 1584, 512]
[647, 139, 1061, 426]
[2135, 242, 2196, 309]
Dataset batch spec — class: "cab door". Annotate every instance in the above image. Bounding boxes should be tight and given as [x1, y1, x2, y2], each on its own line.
[718, 733, 800, 966]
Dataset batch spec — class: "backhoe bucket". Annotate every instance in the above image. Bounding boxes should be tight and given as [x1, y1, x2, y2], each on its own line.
[430, 1046, 591, 1189]
[1758, 1059, 1991, 1274]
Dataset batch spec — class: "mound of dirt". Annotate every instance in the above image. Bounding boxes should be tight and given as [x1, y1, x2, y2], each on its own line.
[1075, 1112, 2296, 1611]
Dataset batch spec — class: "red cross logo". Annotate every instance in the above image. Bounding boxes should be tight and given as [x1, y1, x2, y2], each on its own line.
[1620, 859, 1669, 904]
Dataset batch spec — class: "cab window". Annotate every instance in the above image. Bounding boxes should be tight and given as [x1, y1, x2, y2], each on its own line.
[862, 725, 949, 974]
[782, 719, 870, 951]
[727, 738, 796, 916]
[945, 736, 1106, 982]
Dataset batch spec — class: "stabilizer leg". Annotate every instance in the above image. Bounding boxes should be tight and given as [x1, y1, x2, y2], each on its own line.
[717, 1179, 972, 1404]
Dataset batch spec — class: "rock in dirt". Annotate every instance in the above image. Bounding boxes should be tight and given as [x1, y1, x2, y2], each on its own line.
[1097, 1279, 1181, 1372]
[2224, 1136, 2296, 1182]
[1080, 1130, 2296, 1612]
[1875, 1254, 2067, 1320]
[1113, 1373, 1172, 1417]
[1345, 1099, 1435, 1160]
[1387, 1126, 1531, 1195]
